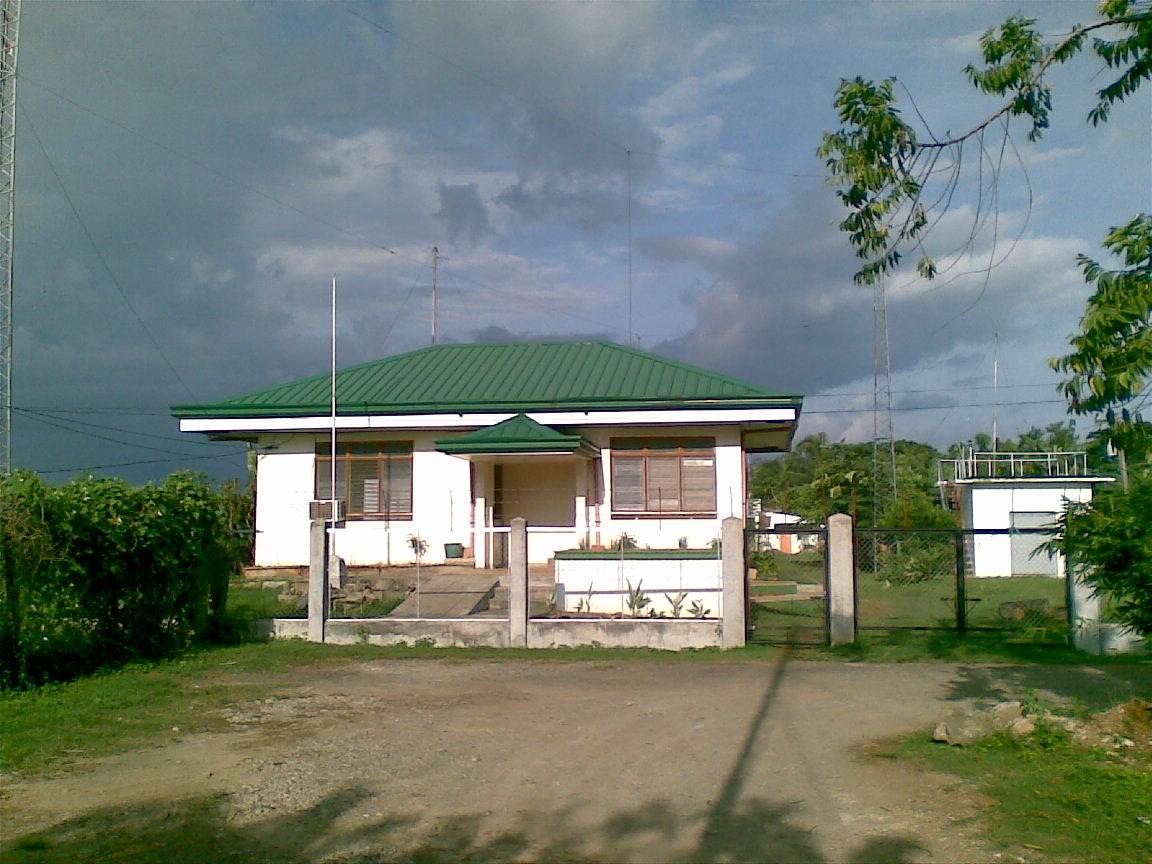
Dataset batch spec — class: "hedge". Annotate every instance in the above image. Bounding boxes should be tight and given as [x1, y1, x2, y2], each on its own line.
[0, 471, 251, 688]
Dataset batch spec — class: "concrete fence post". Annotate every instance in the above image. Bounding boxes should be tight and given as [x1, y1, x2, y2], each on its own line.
[1068, 559, 1102, 653]
[509, 517, 528, 648]
[721, 516, 746, 649]
[308, 519, 328, 643]
[826, 513, 856, 646]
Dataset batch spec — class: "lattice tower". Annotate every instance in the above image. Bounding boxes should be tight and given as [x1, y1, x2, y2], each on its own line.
[0, 0, 18, 476]
[872, 276, 897, 526]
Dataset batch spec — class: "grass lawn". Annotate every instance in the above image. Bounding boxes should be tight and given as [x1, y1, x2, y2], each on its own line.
[896, 723, 1152, 863]
[857, 575, 1068, 636]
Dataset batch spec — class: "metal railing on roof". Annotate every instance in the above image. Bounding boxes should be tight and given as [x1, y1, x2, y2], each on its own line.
[938, 449, 1090, 484]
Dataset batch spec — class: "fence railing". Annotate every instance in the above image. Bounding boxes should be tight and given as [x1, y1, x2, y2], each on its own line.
[938, 449, 1090, 482]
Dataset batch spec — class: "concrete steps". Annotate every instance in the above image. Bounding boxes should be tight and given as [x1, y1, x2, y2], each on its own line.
[388, 571, 501, 618]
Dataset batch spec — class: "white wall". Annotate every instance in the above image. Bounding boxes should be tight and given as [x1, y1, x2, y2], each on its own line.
[962, 481, 1099, 578]
[253, 431, 472, 567]
[585, 425, 741, 551]
[555, 557, 724, 616]
[252, 423, 752, 567]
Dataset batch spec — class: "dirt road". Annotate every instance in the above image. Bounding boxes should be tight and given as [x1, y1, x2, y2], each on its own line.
[3, 657, 1147, 863]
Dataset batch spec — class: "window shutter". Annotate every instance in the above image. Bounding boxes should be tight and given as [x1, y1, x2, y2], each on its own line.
[386, 455, 413, 516]
[682, 455, 716, 512]
[349, 460, 378, 513]
[646, 455, 680, 511]
[613, 456, 644, 510]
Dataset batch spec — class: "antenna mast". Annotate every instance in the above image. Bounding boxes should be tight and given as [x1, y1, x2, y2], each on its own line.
[431, 246, 439, 346]
[0, 0, 19, 476]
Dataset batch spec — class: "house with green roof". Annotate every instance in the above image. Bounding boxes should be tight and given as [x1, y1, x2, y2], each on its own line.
[174, 340, 802, 569]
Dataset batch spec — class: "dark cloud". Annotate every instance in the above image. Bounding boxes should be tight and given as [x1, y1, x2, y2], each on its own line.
[435, 182, 489, 245]
[655, 178, 1088, 401]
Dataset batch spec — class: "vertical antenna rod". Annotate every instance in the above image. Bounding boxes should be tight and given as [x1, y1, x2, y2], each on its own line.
[992, 331, 1000, 451]
[626, 149, 633, 346]
[0, 0, 20, 476]
[431, 246, 438, 346]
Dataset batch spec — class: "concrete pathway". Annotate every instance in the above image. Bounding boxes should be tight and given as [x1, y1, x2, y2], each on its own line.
[387, 571, 500, 617]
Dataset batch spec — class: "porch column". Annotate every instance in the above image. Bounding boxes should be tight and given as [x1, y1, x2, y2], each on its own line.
[574, 461, 589, 548]
[473, 463, 489, 569]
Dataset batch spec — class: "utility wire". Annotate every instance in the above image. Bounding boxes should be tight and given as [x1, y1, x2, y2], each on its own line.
[25, 81, 397, 258]
[37, 450, 243, 476]
[20, 103, 194, 397]
[26, 80, 614, 335]
[18, 409, 230, 458]
[14, 406, 220, 447]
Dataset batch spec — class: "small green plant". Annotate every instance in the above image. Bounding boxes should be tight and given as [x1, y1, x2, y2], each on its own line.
[355, 625, 371, 646]
[625, 579, 651, 616]
[573, 582, 595, 614]
[664, 591, 688, 618]
[748, 550, 778, 578]
[610, 533, 637, 551]
[689, 599, 711, 618]
[407, 534, 429, 558]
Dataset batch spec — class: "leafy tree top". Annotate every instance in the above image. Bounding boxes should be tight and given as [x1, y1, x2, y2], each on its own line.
[819, 0, 1152, 285]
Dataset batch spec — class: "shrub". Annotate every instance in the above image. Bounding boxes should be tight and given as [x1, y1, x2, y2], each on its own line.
[0, 471, 251, 688]
[1055, 471, 1152, 636]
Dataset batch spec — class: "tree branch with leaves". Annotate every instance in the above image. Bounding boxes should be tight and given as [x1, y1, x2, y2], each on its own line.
[819, 0, 1152, 285]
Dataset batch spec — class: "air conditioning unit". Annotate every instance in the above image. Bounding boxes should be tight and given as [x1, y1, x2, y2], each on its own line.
[310, 500, 347, 523]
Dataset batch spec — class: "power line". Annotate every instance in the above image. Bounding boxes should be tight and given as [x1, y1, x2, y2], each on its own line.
[13, 406, 219, 447]
[25, 80, 398, 258]
[37, 450, 243, 476]
[16, 409, 230, 458]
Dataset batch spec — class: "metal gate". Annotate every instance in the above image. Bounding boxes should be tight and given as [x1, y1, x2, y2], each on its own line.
[745, 526, 828, 645]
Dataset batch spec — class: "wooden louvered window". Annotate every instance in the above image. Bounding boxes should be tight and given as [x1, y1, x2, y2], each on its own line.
[610, 438, 716, 516]
[316, 442, 413, 519]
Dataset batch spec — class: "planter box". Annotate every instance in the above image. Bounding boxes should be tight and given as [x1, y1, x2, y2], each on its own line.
[554, 549, 723, 616]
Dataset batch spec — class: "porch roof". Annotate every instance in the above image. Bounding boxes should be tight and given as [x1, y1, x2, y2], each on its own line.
[434, 413, 599, 457]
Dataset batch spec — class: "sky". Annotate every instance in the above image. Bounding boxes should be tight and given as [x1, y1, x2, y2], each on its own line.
[11, 0, 1151, 483]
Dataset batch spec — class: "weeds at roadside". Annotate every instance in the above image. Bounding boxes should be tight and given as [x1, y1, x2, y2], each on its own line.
[896, 708, 1152, 863]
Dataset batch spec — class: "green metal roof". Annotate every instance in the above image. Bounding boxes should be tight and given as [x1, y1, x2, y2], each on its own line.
[172, 341, 802, 419]
[434, 414, 598, 456]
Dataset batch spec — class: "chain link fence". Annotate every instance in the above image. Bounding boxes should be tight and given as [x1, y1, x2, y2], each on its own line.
[854, 527, 1068, 643]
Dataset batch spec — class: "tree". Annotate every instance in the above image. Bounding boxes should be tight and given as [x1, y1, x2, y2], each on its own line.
[820, 1, 1152, 286]
[1055, 474, 1152, 636]
[751, 436, 952, 528]
[820, 1, 1152, 637]
[1051, 215, 1152, 481]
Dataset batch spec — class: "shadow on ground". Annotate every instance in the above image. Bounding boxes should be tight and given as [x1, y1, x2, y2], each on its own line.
[1, 655, 927, 864]
[0, 788, 923, 864]
[941, 662, 1152, 708]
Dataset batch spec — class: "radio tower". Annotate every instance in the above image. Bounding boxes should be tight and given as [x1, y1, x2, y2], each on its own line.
[0, 0, 18, 476]
[872, 276, 897, 526]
